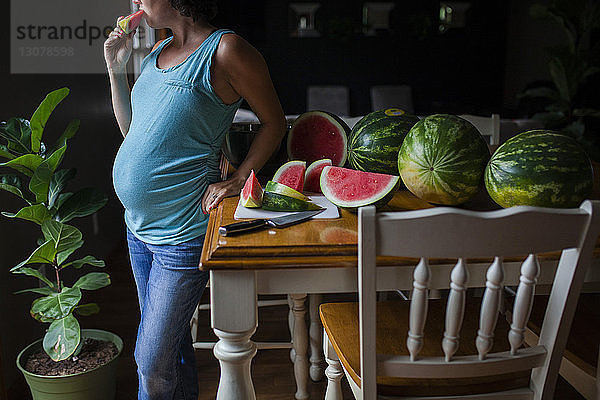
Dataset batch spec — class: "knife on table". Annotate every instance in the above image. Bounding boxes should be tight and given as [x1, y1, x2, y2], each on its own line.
[219, 209, 325, 236]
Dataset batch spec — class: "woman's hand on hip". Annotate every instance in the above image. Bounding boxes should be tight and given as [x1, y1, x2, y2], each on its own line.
[104, 19, 135, 72]
[202, 175, 247, 214]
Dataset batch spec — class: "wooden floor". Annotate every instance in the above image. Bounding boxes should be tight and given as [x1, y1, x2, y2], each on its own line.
[9, 239, 585, 399]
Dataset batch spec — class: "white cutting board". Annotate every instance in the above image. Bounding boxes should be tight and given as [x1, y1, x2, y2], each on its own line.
[234, 194, 340, 220]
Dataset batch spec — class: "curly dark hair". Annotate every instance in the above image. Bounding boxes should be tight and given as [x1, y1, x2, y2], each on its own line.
[167, 0, 218, 22]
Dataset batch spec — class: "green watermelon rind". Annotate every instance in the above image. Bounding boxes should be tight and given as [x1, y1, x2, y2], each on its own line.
[484, 130, 593, 208]
[398, 114, 490, 205]
[319, 166, 400, 212]
[264, 180, 309, 201]
[287, 111, 350, 166]
[262, 192, 323, 212]
[348, 109, 420, 175]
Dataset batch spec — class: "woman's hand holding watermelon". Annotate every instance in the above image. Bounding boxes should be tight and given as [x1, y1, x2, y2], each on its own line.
[103, 18, 136, 72]
[202, 174, 247, 214]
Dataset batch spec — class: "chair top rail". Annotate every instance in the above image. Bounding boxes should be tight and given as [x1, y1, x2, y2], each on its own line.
[391, 387, 534, 400]
[375, 204, 592, 259]
[376, 346, 547, 379]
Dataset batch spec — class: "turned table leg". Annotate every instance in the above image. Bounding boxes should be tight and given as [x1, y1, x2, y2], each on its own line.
[309, 293, 325, 381]
[290, 293, 310, 400]
[210, 270, 258, 400]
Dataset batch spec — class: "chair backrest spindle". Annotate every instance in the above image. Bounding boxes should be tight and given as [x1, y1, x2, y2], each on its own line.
[443, 258, 469, 362]
[407, 257, 431, 362]
[509, 254, 541, 355]
[476, 256, 505, 360]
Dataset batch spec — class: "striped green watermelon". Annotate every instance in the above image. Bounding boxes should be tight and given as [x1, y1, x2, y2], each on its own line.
[485, 130, 593, 208]
[262, 192, 323, 211]
[348, 108, 419, 175]
[398, 114, 490, 205]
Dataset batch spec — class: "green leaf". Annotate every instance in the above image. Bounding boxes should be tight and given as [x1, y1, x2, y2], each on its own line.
[56, 240, 84, 266]
[0, 118, 32, 155]
[63, 255, 105, 269]
[48, 168, 76, 208]
[2, 204, 52, 225]
[49, 119, 79, 155]
[12, 266, 54, 287]
[0, 174, 32, 202]
[0, 145, 15, 160]
[74, 303, 100, 316]
[31, 287, 81, 321]
[11, 240, 57, 272]
[41, 220, 83, 252]
[14, 286, 55, 295]
[29, 144, 67, 204]
[73, 272, 110, 290]
[43, 314, 80, 361]
[30, 88, 70, 153]
[1, 154, 44, 177]
[56, 188, 108, 222]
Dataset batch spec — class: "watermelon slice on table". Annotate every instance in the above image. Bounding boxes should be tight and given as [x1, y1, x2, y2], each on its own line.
[262, 192, 323, 212]
[287, 111, 349, 166]
[304, 159, 332, 193]
[118, 10, 144, 34]
[272, 160, 306, 193]
[240, 170, 263, 208]
[320, 166, 400, 212]
[265, 181, 309, 201]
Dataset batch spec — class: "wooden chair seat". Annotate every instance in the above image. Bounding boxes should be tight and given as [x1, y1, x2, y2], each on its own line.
[526, 293, 600, 398]
[320, 298, 530, 397]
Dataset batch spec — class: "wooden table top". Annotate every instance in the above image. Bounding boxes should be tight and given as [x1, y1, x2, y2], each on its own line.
[200, 190, 600, 271]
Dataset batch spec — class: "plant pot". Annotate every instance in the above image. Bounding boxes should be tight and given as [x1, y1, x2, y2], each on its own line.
[16, 329, 123, 400]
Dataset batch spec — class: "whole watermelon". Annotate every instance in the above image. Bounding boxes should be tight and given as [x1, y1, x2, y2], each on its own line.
[348, 108, 420, 175]
[398, 114, 490, 205]
[485, 130, 593, 208]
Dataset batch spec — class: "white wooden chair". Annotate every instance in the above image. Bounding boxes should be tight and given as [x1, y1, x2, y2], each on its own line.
[320, 201, 600, 400]
[460, 114, 501, 146]
[370, 85, 414, 114]
[307, 86, 350, 116]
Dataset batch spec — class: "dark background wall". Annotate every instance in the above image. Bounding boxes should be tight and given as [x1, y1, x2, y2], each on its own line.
[0, 0, 583, 396]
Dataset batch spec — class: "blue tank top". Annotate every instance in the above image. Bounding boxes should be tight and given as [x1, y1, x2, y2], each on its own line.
[112, 29, 242, 245]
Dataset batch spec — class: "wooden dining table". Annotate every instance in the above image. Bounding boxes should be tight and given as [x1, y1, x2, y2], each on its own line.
[199, 190, 600, 400]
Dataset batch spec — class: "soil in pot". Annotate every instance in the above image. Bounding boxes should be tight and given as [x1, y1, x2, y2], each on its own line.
[24, 338, 118, 376]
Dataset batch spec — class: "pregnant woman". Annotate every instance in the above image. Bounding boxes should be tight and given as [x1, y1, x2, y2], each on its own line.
[103, 0, 286, 398]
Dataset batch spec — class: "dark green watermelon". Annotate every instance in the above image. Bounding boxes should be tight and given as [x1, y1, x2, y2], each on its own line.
[348, 108, 419, 175]
[485, 130, 593, 208]
[398, 114, 490, 205]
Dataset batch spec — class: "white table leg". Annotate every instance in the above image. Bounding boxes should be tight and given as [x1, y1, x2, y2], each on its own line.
[309, 293, 325, 381]
[288, 294, 296, 363]
[210, 270, 258, 400]
[323, 330, 344, 400]
[291, 293, 310, 400]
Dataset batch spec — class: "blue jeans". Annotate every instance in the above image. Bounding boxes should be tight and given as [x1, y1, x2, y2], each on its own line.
[126, 229, 209, 400]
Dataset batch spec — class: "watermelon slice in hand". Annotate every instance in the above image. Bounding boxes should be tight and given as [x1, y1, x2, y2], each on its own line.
[118, 10, 144, 34]
[304, 159, 332, 193]
[240, 170, 263, 208]
[272, 160, 306, 193]
[320, 166, 400, 212]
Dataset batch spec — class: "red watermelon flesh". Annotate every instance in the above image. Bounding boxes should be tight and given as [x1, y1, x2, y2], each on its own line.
[287, 111, 349, 166]
[304, 159, 332, 193]
[272, 160, 306, 192]
[118, 10, 144, 34]
[240, 170, 263, 207]
[320, 166, 399, 210]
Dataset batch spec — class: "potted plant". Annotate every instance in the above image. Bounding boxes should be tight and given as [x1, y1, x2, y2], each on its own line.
[0, 87, 122, 400]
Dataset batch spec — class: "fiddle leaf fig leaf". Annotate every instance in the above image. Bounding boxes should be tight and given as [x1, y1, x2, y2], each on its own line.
[73, 272, 110, 291]
[14, 286, 55, 295]
[63, 255, 105, 269]
[11, 240, 57, 272]
[0, 174, 33, 203]
[44, 314, 80, 361]
[48, 168, 76, 208]
[50, 119, 79, 154]
[56, 240, 84, 266]
[55, 188, 107, 222]
[29, 144, 66, 204]
[30, 88, 70, 153]
[1, 154, 44, 177]
[0, 145, 15, 160]
[12, 266, 54, 288]
[2, 204, 52, 225]
[41, 220, 82, 253]
[74, 303, 100, 316]
[0, 118, 32, 155]
[31, 287, 81, 321]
